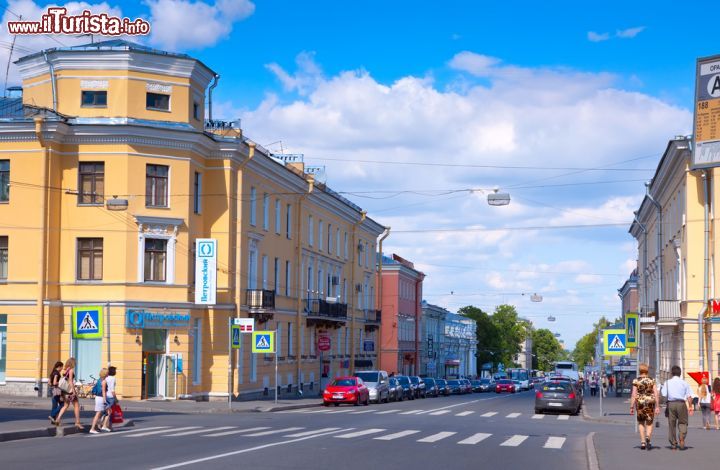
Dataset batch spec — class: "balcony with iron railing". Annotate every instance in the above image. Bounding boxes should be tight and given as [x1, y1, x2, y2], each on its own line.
[246, 289, 275, 323]
[305, 298, 347, 328]
[364, 309, 381, 331]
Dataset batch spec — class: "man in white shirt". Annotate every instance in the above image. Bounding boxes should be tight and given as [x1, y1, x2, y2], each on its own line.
[661, 365, 694, 450]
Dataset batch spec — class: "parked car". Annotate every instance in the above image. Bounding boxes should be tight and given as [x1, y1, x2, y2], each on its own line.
[495, 379, 516, 393]
[396, 375, 416, 400]
[424, 378, 439, 397]
[476, 378, 495, 392]
[355, 370, 390, 404]
[435, 378, 450, 396]
[512, 380, 523, 392]
[460, 379, 473, 394]
[447, 379, 464, 394]
[410, 376, 427, 398]
[535, 380, 582, 415]
[387, 377, 404, 402]
[323, 377, 370, 406]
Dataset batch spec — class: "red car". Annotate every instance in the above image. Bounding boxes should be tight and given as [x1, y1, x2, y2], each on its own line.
[495, 379, 516, 393]
[323, 377, 370, 406]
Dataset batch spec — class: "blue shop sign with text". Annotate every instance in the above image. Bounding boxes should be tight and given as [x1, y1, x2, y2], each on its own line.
[126, 309, 191, 329]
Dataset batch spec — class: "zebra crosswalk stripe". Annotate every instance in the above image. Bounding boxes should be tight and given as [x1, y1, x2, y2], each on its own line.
[349, 410, 375, 414]
[126, 426, 200, 437]
[481, 412, 497, 417]
[457, 432, 492, 445]
[375, 409, 400, 414]
[399, 410, 422, 415]
[544, 436, 566, 449]
[164, 426, 235, 437]
[203, 426, 270, 437]
[244, 427, 304, 437]
[335, 428, 386, 439]
[557, 415, 570, 420]
[532, 414, 544, 419]
[456, 411, 474, 417]
[500, 435, 529, 447]
[285, 427, 342, 437]
[506, 413, 521, 418]
[374, 430, 421, 441]
[429, 410, 451, 416]
[417, 431, 456, 443]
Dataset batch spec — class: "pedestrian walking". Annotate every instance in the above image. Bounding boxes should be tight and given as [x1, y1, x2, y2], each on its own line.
[55, 357, 83, 430]
[630, 363, 660, 450]
[698, 376, 712, 430]
[601, 376, 608, 398]
[48, 361, 63, 425]
[609, 375, 615, 395]
[712, 377, 720, 430]
[590, 378, 598, 397]
[101, 365, 117, 431]
[90, 368, 108, 434]
[661, 365, 694, 450]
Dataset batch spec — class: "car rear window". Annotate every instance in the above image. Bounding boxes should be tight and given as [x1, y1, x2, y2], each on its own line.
[542, 383, 572, 392]
[498, 379, 512, 384]
[355, 372, 379, 383]
[331, 379, 356, 386]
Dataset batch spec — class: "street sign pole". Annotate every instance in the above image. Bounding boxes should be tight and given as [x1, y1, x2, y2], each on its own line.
[275, 330, 278, 405]
[228, 317, 232, 410]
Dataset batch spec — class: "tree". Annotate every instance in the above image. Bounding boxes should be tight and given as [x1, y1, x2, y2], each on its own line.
[571, 316, 611, 369]
[459, 305, 498, 375]
[531, 328, 563, 371]
[491, 304, 526, 369]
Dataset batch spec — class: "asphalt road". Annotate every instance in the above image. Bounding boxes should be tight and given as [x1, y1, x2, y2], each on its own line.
[0, 391, 599, 469]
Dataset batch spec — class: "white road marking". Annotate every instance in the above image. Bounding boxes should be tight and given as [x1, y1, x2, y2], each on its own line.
[557, 415, 570, 420]
[417, 431, 456, 443]
[244, 427, 304, 437]
[349, 409, 375, 414]
[375, 409, 400, 414]
[500, 435, 528, 447]
[105, 426, 169, 435]
[127, 427, 200, 437]
[415, 399, 481, 415]
[165, 427, 235, 437]
[532, 414, 545, 419]
[429, 410, 451, 416]
[335, 428, 386, 439]
[203, 427, 270, 437]
[506, 413, 521, 418]
[374, 430, 421, 441]
[284, 427, 341, 437]
[399, 410, 422, 415]
[481, 412, 497, 417]
[456, 411, 474, 417]
[327, 408, 356, 413]
[544, 436, 566, 449]
[457, 432, 492, 445]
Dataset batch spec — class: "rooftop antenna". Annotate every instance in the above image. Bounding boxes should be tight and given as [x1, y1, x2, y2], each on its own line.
[3, 15, 21, 98]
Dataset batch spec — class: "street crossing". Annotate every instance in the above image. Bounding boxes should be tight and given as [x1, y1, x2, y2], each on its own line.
[279, 408, 577, 420]
[93, 424, 572, 450]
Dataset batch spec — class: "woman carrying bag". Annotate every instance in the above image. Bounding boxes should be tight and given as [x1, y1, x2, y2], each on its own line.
[698, 376, 712, 430]
[55, 357, 83, 430]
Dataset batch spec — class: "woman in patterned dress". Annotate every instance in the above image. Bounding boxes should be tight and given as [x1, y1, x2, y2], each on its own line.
[630, 363, 660, 450]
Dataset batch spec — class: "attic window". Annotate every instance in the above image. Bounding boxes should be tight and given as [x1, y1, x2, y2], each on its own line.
[146, 92, 170, 111]
[81, 90, 107, 108]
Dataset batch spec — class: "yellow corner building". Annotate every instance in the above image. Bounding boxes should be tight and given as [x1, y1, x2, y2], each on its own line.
[0, 40, 385, 400]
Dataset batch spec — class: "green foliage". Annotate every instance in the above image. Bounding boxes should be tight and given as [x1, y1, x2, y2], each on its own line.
[571, 316, 611, 369]
[460, 304, 526, 373]
[458, 305, 497, 374]
[531, 328, 563, 371]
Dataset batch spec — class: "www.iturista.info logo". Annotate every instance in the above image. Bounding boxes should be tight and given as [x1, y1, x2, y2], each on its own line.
[7, 8, 150, 36]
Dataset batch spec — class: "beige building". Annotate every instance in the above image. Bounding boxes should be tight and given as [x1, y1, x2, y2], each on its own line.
[630, 136, 720, 382]
[0, 39, 384, 399]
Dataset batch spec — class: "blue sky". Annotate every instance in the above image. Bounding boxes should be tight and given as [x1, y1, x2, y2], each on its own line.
[2, 0, 712, 349]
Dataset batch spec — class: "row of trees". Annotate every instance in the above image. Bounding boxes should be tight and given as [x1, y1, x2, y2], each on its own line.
[460, 304, 566, 374]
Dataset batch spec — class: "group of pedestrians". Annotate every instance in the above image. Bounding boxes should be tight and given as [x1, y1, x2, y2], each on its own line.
[47, 357, 118, 433]
[630, 364, 720, 451]
[588, 373, 609, 397]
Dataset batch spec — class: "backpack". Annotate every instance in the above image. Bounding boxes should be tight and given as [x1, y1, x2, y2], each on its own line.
[92, 379, 103, 397]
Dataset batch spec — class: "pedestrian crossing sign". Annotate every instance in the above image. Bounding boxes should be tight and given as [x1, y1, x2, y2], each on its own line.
[231, 325, 241, 349]
[603, 328, 627, 356]
[72, 306, 103, 339]
[625, 313, 638, 348]
[252, 331, 275, 353]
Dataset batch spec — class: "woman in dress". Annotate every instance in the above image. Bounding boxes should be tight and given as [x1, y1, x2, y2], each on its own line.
[55, 357, 83, 429]
[630, 363, 660, 450]
[698, 376, 712, 430]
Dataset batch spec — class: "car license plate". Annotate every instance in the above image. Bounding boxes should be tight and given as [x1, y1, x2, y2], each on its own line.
[549, 402, 562, 407]
[333, 394, 343, 399]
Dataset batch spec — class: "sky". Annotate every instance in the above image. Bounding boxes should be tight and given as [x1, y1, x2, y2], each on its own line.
[1, 0, 715, 349]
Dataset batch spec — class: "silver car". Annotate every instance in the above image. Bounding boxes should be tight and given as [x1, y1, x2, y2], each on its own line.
[355, 370, 390, 403]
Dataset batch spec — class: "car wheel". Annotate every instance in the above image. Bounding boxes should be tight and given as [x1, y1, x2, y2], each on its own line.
[334, 403, 340, 407]
[535, 408, 542, 414]
[354, 397, 360, 406]
[364, 396, 370, 406]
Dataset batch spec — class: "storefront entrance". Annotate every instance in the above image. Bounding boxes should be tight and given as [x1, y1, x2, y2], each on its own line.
[141, 329, 177, 399]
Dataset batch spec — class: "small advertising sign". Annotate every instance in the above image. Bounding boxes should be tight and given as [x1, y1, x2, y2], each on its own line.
[693, 55, 720, 169]
[194, 238, 217, 305]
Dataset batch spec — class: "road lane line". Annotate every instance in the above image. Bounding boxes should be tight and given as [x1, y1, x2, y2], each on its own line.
[399, 410, 422, 415]
[203, 427, 270, 437]
[374, 430, 420, 441]
[481, 412, 497, 417]
[152, 428, 353, 470]
[456, 411, 474, 417]
[375, 409, 400, 414]
[284, 427, 341, 437]
[532, 414, 544, 419]
[557, 415, 570, 420]
[417, 431, 456, 443]
[165, 427, 236, 437]
[127, 427, 199, 437]
[544, 436, 566, 449]
[244, 427, 304, 437]
[415, 399, 481, 415]
[506, 413, 521, 418]
[500, 435, 528, 447]
[104, 426, 169, 435]
[429, 410, 451, 416]
[348, 410, 375, 414]
[327, 408, 356, 413]
[335, 428, 386, 439]
[457, 432, 492, 445]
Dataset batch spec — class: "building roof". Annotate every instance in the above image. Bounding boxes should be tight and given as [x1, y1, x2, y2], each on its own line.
[0, 97, 67, 121]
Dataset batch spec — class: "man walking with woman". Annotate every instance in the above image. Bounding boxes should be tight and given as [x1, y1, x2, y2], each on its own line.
[661, 365, 693, 450]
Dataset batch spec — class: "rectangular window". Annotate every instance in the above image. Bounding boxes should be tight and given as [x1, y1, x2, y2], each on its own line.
[81, 90, 107, 107]
[78, 162, 104, 205]
[145, 164, 169, 207]
[192, 318, 202, 385]
[261, 255, 268, 290]
[275, 199, 281, 234]
[193, 102, 200, 120]
[344, 232, 348, 259]
[0, 160, 8, 202]
[249, 187, 257, 226]
[288, 322, 293, 357]
[318, 221, 323, 251]
[308, 215, 314, 246]
[263, 193, 269, 230]
[336, 229, 341, 257]
[274, 257, 280, 295]
[286, 204, 292, 239]
[0, 236, 7, 280]
[193, 172, 202, 214]
[146, 92, 170, 111]
[277, 323, 282, 358]
[327, 224, 332, 254]
[285, 261, 291, 297]
[0, 314, 6, 382]
[144, 238, 167, 282]
[76, 238, 103, 281]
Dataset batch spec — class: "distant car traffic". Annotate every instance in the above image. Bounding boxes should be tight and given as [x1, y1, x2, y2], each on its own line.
[495, 379, 516, 393]
[447, 379, 464, 394]
[535, 380, 582, 415]
[396, 375, 416, 400]
[323, 377, 370, 406]
[435, 379, 450, 396]
[475, 378, 495, 392]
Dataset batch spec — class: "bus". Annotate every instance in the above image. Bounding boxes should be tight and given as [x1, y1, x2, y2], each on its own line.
[506, 368, 530, 391]
[554, 361, 579, 381]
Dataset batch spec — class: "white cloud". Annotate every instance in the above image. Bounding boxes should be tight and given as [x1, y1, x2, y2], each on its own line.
[588, 31, 610, 42]
[616, 26, 645, 39]
[265, 51, 324, 95]
[145, 0, 254, 51]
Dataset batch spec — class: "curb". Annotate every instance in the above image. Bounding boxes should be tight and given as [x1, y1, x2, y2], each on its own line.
[0, 419, 134, 443]
[581, 405, 632, 426]
[586, 432, 600, 470]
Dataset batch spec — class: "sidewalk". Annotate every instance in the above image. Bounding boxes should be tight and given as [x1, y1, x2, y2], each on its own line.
[0, 394, 320, 443]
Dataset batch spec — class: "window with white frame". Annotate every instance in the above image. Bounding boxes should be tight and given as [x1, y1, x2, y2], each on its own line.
[288, 322, 293, 357]
[261, 255, 268, 289]
[285, 260, 291, 296]
[146, 164, 169, 207]
[344, 232, 348, 259]
[328, 223, 332, 253]
[286, 204, 292, 238]
[277, 323, 283, 357]
[0, 236, 7, 280]
[308, 215, 314, 246]
[274, 257, 280, 294]
[336, 229, 341, 257]
[318, 221, 324, 251]
[263, 193, 269, 230]
[249, 187, 257, 226]
[144, 238, 167, 282]
[275, 199, 281, 234]
[248, 245, 258, 289]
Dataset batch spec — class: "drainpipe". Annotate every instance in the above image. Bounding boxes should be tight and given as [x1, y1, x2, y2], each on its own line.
[645, 183, 663, 383]
[633, 211, 648, 365]
[42, 52, 57, 112]
[295, 175, 314, 392]
[34, 116, 49, 396]
[349, 211, 367, 373]
[701, 170, 710, 372]
[376, 227, 390, 369]
[208, 74, 220, 121]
